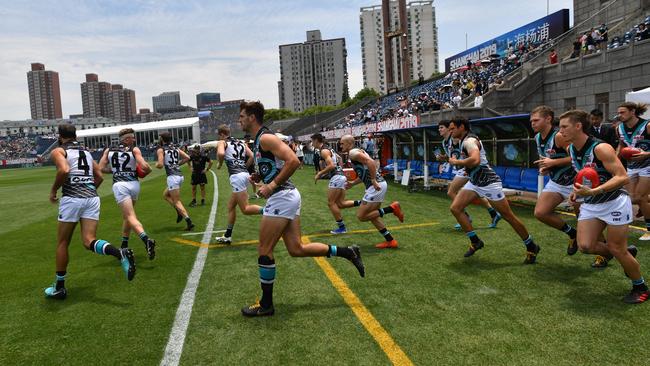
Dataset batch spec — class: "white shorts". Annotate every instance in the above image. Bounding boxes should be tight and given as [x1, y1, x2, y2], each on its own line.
[263, 188, 301, 220]
[462, 181, 506, 201]
[578, 194, 632, 225]
[453, 167, 467, 178]
[112, 181, 140, 204]
[362, 180, 388, 203]
[627, 167, 650, 179]
[167, 175, 184, 191]
[229, 172, 250, 193]
[58, 196, 101, 222]
[328, 174, 347, 190]
[542, 180, 573, 200]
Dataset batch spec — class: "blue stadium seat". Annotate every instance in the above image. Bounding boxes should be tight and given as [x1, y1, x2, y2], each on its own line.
[428, 162, 439, 178]
[521, 168, 539, 192]
[397, 159, 408, 170]
[493, 166, 506, 181]
[504, 167, 524, 190]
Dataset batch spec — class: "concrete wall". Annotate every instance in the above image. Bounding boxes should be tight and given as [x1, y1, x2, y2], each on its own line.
[574, 0, 647, 26]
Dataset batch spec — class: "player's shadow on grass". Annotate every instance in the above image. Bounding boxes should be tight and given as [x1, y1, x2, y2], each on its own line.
[530, 262, 593, 284]
[42, 286, 131, 311]
[446, 259, 519, 274]
[561, 286, 635, 317]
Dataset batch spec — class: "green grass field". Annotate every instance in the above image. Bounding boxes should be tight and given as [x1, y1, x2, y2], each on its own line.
[2, 164, 650, 365]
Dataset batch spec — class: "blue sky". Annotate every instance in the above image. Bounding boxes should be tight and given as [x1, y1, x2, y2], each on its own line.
[0, 0, 572, 120]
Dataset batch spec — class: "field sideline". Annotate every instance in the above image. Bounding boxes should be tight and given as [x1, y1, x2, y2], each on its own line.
[2, 164, 650, 365]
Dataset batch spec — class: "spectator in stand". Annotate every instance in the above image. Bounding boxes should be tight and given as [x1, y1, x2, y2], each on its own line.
[473, 92, 483, 108]
[637, 23, 650, 41]
[549, 49, 558, 64]
[591, 27, 603, 52]
[571, 37, 582, 58]
[599, 23, 609, 51]
[589, 109, 618, 149]
[452, 93, 462, 108]
[585, 30, 596, 54]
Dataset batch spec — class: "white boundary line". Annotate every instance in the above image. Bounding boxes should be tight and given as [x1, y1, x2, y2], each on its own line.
[181, 229, 226, 236]
[161, 170, 218, 366]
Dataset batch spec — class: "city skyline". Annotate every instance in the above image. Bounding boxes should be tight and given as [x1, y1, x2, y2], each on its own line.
[0, 0, 572, 121]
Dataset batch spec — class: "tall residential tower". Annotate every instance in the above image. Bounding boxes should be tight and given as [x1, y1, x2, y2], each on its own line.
[27, 63, 63, 119]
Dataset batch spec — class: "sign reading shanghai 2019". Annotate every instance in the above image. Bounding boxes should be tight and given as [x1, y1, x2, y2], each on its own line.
[444, 9, 570, 72]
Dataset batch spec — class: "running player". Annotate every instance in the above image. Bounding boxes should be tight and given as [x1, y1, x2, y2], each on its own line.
[45, 124, 136, 299]
[615, 102, 650, 241]
[239, 101, 364, 317]
[156, 132, 194, 231]
[339, 134, 404, 249]
[437, 121, 501, 230]
[447, 116, 540, 263]
[311, 133, 361, 234]
[98, 128, 156, 259]
[189, 145, 212, 207]
[560, 110, 648, 303]
[213, 124, 263, 244]
[530, 106, 578, 255]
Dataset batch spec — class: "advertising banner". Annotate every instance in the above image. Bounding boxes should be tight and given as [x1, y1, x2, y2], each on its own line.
[298, 114, 420, 141]
[444, 9, 570, 72]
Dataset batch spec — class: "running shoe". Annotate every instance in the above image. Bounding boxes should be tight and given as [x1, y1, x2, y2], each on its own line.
[464, 240, 484, 257]
[623, 288, 650, 304]
[375, 239, 399, 249]
[215, 236, 232, 244]
[120, 248, 136, 281]
[241, 301, 274, 317]
[390, 201, 404, 222]
[44, 285, 67, 300]
[523, 243, 541, 264]
[567, 238, 578, 256]
[488, 213, 502, 229]
[330, 227, 348, 235]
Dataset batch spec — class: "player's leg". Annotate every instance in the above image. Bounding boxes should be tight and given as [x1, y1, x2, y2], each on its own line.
[200, 183, 206, 205]
[534, 191, 577, 254]
[448, 177, 471, 228]
[450, 188, 484, 257]
[169, 188, 193, 230]
[217, 194, 238, 244]
[328, 188, 347, 234]
[478, 197, 501, 228]
[242, 215, 289, 316]
[120, 218, 131, 248]
[119, 198, 155, 259]
[80, 218, 135, 281]
[634, 176, 650, 240]
[282, 216, 364, 275]
[356, 201, 398, 248]
[45, 221, 76, 299]
[488, 196, 540, 264]
[606, 223, 650, 303]
[190, 183, 197, 207]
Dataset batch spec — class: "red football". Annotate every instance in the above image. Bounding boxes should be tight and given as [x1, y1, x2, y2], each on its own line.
[620, 146, 642, 160]
[343, 168, 357, 181]
[136, 164, 149, 178]
[574, 167, 600, 188]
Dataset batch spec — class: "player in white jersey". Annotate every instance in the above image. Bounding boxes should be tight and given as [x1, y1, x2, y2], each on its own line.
[156, 132, 194, 231]
[98, 128, 156, 260]
[311, 133, 361, 234]
[436, 120, 502, 230]
[238, 101, 364, 317]
[45, 124, 136, 300]
[529, 106, 579, 255]
[212, 124, 263, 244]
[339, 135, 404, 249]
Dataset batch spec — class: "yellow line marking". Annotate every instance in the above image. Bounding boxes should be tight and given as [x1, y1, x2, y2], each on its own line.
[171, 222, 438, 250]
[305, 235, 414, 366]
[555, 210, 647, 231]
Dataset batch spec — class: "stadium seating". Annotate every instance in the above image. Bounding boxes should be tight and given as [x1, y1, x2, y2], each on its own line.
[521, 168, 539, 192]
[504, 167, 524, 190]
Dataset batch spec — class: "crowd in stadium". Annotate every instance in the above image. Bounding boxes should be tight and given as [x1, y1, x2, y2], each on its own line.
[0, 135, 38, 160]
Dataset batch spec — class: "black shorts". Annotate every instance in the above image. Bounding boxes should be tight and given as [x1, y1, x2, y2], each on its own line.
[191, 172, 208, 185]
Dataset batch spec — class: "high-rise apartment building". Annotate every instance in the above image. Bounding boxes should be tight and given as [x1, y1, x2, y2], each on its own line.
[196, 92, 221, 109]
[278, 30, 348, 112]
[360, 1, 438, 93]
[80, 73, 112, 118]
[27, 63, 63, 119]
[106, 84, 136, 122]
[152, 91, 181, 113]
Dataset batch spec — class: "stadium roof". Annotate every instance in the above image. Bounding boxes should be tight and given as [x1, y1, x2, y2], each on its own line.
[76, 117, 199, 138]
